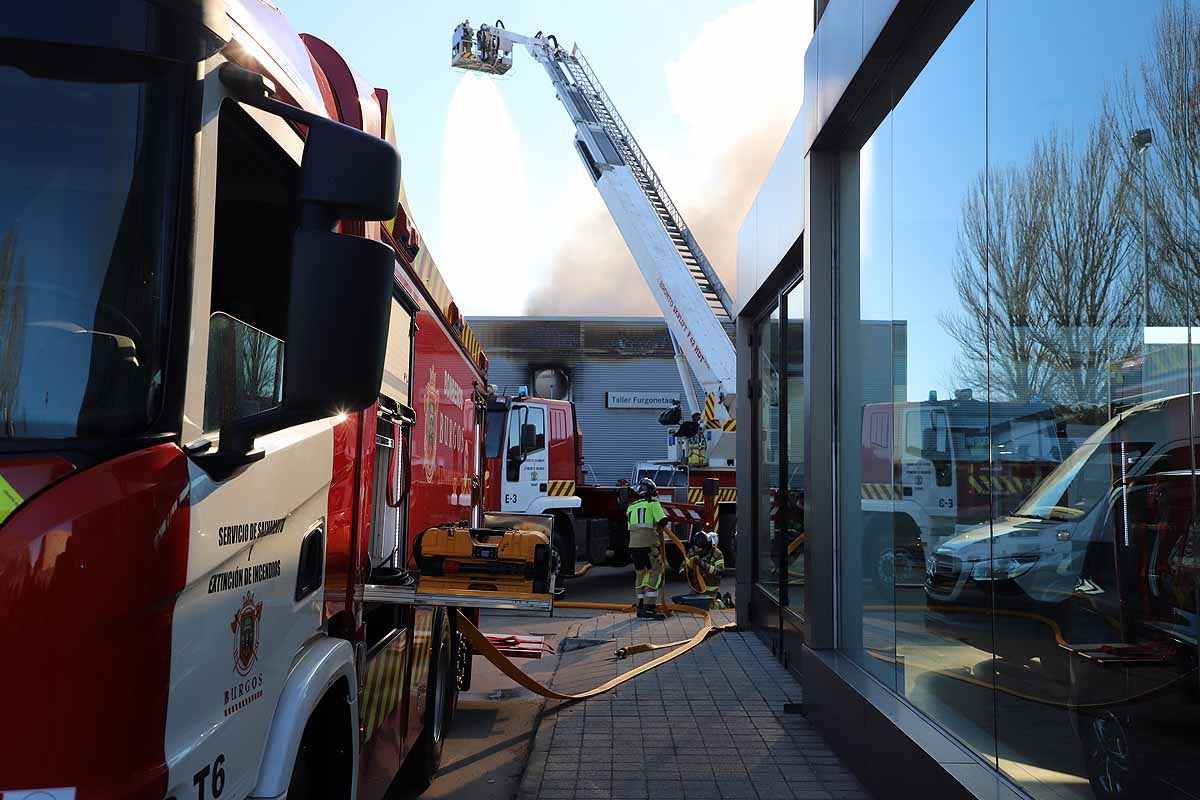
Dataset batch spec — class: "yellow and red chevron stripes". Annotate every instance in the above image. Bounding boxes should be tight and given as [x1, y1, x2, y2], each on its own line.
[360, 636, 408, 741]
[701, 393, 737, 431]
[686, 487, 737, 504]
[968, 474, 1034, 494]
[546, 480, 576, 497]
[860, 483, 902, 500]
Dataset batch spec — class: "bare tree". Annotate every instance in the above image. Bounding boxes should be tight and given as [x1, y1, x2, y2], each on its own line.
[943, 109, 1142, 409]
[1034, 115, 1142, 408]
[0, 229, 26, 436]
[942, 163, 1057, 402]
[1118, 1, 1200, 329]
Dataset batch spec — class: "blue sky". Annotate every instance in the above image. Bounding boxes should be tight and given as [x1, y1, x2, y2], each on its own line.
[279, 0, 809, 316]
[861, 0, 1163, 402]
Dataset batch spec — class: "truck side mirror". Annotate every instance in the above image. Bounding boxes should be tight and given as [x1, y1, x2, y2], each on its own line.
[521, 423, 538, 452]
[197, 75, 402, 480]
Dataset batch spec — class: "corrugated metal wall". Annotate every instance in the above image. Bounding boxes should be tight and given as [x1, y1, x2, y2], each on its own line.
[485, 353, 703, 484]
[471, 318, 710, 485]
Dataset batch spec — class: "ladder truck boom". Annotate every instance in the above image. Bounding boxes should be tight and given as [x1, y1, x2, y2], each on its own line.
[451, 21, 738, 456]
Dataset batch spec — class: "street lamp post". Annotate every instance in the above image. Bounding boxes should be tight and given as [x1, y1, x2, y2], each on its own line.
[1132, 128, 1153, 334]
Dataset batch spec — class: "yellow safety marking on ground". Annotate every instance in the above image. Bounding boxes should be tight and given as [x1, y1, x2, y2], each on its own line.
[547, 480, 576, 497]
[0, 473, 24, 525]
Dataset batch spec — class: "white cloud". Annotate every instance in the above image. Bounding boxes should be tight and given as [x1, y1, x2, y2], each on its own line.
[436, 75, 536, 314]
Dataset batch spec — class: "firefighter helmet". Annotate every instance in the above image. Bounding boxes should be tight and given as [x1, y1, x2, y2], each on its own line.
[636, 477, 658, 500]
[690, 531, 712, 552]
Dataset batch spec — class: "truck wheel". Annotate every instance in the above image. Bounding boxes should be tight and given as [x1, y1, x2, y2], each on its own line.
[552, 514, 575, 585]
[289, 685, 352, 800]
[864, 524, 894, 598]
[400, 616, 456, 792]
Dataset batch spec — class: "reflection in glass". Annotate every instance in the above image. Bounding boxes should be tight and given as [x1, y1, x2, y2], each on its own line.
[784, 281, 805, 612]
[829, 0, 1200, 794]
[203, 313, 285, 432]
[0, 61, 183, 439]
[981, 2, 1200, 796]
[755, 307, 782, 601]
[841, 110, 900, 689]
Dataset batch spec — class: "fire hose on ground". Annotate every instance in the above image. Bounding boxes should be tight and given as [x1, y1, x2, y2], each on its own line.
[456, 520, 736, 702]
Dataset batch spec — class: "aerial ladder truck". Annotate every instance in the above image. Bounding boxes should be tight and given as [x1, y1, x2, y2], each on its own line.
[450, 20, 741, 573]
[450, 20, 739, 471]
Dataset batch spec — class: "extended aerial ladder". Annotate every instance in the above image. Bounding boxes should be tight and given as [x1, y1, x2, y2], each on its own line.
[451, 20, 737, 467]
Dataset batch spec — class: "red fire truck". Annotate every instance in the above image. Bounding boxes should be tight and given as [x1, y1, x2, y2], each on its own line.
[859, 391, 1066, 590]
[0, 3, 499, 798]
[484, 392, 737, 578]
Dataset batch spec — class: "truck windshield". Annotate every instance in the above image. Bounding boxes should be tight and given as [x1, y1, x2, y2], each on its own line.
[1014, 411, 1137, 521]
[0, 54, 184, 439]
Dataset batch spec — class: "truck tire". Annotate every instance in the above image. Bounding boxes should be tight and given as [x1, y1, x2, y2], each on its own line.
[552, 513, 575, 585]
[288, 683, 353, 800]
[399, 614, 456, 792]
[864, 519, 896, 598]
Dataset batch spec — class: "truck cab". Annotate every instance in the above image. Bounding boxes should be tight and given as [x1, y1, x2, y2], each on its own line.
[484, 391, 582, 577]
[859, 391, 1065, 590]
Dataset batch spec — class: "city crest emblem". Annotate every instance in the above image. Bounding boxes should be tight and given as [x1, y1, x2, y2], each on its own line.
[422, 364, 439, 481]
[231, 592, 264, 676]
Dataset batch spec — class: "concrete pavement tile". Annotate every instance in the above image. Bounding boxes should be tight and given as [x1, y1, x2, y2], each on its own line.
[681, 779, 721, 799]
[648, 780, 687, 798]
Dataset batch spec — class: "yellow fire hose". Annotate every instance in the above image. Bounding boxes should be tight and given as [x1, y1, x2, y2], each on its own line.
[456, 602, 736, 702]
[456, 522, 734, 702]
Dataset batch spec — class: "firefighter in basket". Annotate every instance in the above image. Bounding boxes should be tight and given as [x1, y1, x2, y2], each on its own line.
[627, 477, 668, 620]
[673, 531, 732, 610]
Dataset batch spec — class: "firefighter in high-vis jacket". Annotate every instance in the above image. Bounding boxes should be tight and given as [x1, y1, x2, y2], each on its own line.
[673, 531, 732, 610]
[627, 478, 668, 620]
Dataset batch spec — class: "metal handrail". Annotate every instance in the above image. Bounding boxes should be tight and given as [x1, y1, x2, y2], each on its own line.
[567, 47, 734, 319]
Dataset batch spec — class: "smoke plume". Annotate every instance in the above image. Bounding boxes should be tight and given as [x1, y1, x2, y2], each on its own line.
[524, 121, 794, 316]
[523, 0, 808, 316]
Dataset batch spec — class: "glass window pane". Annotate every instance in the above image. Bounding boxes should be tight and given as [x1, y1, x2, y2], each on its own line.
[785, 281, 805, 613]
[988, 1, 1200, 796]
[756, 306, 782, 601]
[840, 106, 899, 690]
[891, 0, 991, 763]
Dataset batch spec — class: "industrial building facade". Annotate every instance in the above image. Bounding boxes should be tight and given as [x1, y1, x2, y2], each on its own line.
[469, 317, 705, 485]
[737, 1, 1200, 799]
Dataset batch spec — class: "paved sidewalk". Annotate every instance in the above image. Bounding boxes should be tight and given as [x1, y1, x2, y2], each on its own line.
[517, 610, 871, 800]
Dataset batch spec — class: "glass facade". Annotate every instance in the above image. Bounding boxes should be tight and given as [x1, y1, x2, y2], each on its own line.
[755, 305, 782, 602]
[742, 2, 1200, 798]
[836, 1, 1200, 797]
[784, 281, 805, 614]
